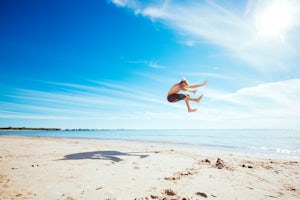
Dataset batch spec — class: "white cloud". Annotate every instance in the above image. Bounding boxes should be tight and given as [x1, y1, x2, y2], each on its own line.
[111, 0, 129, 7]
[179, 40, 196, 47]
[207, 79, 300, 126]
[220, 79, 300, 108]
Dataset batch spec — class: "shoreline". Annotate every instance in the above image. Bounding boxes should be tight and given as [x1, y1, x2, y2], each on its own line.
[0, 135, 299, 199]
[1, 133, 299, 161]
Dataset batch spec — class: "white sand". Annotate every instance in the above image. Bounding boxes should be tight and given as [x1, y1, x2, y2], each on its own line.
[0, 136, 299, 200]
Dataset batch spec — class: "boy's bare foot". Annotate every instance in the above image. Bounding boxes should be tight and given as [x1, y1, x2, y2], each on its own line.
[196, 94, 203, 103]
[188, 108, 197, 112]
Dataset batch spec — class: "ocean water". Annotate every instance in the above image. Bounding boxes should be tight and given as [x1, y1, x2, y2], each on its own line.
[1, 129, 299, 160]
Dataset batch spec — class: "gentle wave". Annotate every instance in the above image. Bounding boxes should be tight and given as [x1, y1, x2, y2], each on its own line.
[1, 129, 299, 159]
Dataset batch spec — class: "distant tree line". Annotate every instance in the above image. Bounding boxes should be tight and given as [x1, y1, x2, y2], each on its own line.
[0, 127, 61, 131]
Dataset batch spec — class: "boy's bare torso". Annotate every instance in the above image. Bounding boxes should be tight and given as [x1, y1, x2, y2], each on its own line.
[167, 84, 182, 96]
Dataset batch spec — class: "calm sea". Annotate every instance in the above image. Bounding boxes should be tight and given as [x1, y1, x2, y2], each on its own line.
[1, 129, 299, 160]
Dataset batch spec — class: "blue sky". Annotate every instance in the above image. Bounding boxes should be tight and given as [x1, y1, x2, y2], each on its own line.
[1, 0, 299, 129]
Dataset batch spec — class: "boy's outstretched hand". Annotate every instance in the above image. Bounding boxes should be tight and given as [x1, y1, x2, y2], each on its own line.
[202, 81, 208, 86]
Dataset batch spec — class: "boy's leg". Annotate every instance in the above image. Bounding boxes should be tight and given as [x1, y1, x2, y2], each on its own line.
[184, 97, 197, 112]
[184, 94, 203, 112]
[195, 94, 203, 102]
[185, 94, 203, 103]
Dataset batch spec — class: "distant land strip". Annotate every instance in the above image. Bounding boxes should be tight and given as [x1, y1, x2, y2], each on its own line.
[0, 127, 61, 131]
[0, 127, 127, 131]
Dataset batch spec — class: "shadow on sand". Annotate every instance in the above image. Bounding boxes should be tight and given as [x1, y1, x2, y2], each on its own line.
[61, 151, 149, 162]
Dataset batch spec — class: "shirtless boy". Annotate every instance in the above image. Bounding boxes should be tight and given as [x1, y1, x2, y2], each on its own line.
[167, 78, 207, 112]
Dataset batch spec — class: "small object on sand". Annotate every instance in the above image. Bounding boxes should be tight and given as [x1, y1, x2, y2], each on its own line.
[164, 176, 177, 181]
[242, 164, 253, 169]
[202, 159, 211, 164]
[196, 192, 208, 198]
[150, 194, 158, 199]
[215, 158, 225, 169]
[31, 163, 39, 167]
[164, 189, 176, 196]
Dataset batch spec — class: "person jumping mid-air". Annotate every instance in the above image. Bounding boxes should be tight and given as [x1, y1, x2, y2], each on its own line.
[167, 78, 207, 112]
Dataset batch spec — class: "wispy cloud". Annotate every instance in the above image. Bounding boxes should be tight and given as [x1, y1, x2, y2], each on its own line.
[185, 72, 232, 80]
[111, 0, 300, 70]
[0, 79, 171, 121]
[1, 78, 299, 128]
[127, 60, 166, 69]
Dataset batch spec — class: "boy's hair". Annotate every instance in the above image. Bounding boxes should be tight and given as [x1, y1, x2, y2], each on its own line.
[179, 78, 188, 85]
[179, 80, 187, 85]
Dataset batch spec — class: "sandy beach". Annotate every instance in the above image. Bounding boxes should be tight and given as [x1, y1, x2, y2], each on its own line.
[0, 136, 299, 200]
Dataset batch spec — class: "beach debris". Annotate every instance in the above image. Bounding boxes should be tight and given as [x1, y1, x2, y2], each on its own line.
[215, 158, 225, 169]
[264, 165, 273, 170]
[133, 165, 140, 170]
[134, 197, 151, 200]
[164, 176, 177, 181]
[96, 187, 103, 190]
[196, 192, 207, 198]
[284, 184, 296, 192]
[284, 161, 298, 165]
[31, 163, 39, 167]
[164, 168, 197, 181]
[267, 195, 278, 198]
[65, 197, 76, 200]
[201, 159, 211, 164]
[164, 189, 176, 196]
[179, 171, 193, 176]
[135, 196, 175, 200]
[150, 194, 158, 199]
[242, 164, 253, 169]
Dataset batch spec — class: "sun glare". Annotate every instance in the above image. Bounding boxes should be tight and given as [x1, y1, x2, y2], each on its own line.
[256, 1, 293, 39]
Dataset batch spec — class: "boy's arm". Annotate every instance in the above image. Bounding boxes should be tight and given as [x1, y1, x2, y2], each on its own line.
[183, 88, 197, 93]
[179, 85, 196, 93]
[187, 81, 208, 89]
